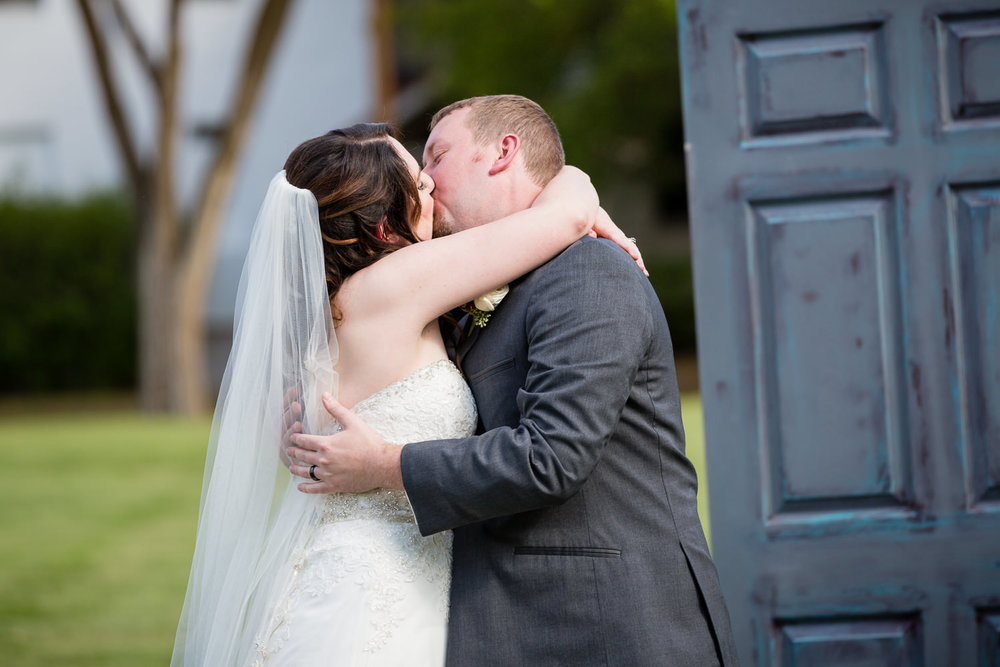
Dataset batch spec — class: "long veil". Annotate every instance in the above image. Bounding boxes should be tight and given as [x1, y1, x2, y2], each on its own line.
[172, 171, 337, 665]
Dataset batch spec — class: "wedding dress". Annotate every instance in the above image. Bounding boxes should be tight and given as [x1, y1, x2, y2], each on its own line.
[252, 359, 477, 666]
[172, 173, 476, 666]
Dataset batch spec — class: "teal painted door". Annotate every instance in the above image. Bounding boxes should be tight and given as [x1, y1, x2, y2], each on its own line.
[677, 1, 1000, 664]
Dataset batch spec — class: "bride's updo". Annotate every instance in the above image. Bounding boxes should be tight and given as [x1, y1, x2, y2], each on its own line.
[283, 123, 421, 317]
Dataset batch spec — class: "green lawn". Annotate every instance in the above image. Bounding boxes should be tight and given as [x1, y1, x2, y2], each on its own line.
[681, 393, 711, 542]
[0, 394, 706, 665]
[0, 411, 208, 666]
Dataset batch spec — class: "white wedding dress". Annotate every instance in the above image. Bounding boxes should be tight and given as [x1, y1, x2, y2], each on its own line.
[252, 359, 477, 666]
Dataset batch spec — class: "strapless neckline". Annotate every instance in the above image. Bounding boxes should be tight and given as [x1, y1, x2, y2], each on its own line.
[316, 354, 475, 526]
[255, 356, 475, 663]
[350, 358, 455, 412]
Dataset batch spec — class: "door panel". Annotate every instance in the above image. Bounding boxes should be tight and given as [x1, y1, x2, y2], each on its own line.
[676, 1, 1000, 664]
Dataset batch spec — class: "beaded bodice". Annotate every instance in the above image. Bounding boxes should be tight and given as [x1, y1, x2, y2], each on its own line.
[320, 359, 477, 525]
[255, 360, 477, 663]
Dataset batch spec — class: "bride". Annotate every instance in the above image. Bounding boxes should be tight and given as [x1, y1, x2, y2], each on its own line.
[171, 122, 639, 665]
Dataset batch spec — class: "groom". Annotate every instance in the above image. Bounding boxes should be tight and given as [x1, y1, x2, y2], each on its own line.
[289, 95, 738, 665]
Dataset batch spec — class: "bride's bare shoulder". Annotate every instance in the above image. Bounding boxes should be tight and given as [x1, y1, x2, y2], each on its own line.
[334, 256, 396, 316]
[334, 242, 434, 322]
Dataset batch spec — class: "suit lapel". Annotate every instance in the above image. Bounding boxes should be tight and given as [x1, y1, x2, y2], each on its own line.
[456, 275, 528, 371]
[454, 314, 482, 372]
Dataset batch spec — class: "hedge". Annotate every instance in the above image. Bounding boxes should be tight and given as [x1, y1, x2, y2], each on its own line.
[0, 193, 136, 393]
[0, 191, 698, 393]
[647, 253, 697, 354]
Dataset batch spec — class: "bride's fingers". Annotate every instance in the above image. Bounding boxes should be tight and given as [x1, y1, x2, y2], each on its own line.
[614, 231, 648, 277]
[592, 208, 648, 277]
[613, 236, 649, 277]
[632, 245, 648, 277]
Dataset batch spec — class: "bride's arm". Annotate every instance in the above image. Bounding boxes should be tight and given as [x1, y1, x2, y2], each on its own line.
[346, 166, 600, 327]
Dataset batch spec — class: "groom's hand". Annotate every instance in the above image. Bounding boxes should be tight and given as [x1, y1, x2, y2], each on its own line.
[286, 393, 403, 494]
[278, 386, 302, 470]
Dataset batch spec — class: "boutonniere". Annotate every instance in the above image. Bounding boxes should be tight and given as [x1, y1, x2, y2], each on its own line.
[461, 285, 509, 331]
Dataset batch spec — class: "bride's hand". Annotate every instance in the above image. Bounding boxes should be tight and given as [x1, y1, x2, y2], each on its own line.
[531, 166, 599, 227]
[589, 207, 648, 277]
[533, 169, 645, 276]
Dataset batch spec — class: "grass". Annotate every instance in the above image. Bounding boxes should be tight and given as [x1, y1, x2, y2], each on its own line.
[681, 393, 711, 544]
[0, 394, 706, 665]
[0, 411, 208, 666]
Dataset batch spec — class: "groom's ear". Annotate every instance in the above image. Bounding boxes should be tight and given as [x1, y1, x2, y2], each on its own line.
[488, 134, 521, 175]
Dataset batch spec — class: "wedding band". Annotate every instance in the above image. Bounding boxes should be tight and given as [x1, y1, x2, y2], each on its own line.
[309, 464, 320, 482]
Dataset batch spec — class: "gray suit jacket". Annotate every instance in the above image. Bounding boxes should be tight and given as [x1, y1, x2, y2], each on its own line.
[401, 237, 738, 665]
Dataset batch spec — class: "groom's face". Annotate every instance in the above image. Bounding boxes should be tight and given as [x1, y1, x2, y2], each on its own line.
[422, 107, 496, 237]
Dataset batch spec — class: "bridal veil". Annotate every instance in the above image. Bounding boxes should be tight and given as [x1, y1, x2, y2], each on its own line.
[171, 171, 337, 665]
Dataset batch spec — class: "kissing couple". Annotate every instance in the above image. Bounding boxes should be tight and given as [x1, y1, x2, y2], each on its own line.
[172, 94, 737, 666]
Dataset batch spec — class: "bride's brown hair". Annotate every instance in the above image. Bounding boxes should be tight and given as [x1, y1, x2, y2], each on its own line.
[283, 123, 421, 319]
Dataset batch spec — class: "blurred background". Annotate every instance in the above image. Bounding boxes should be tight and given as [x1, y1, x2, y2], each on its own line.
[8, 1, 995, 664]
[0, 0, 702, 663]
[0, 0, 697, 413]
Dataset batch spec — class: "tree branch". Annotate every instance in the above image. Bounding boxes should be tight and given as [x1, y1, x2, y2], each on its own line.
[149, 0, 183, 256]
[373, 0, 398, 122]
[109, 0, 165, 96]
[75, 0, 144, 201]
[173, 0, 296, 413]
[183, 0, 295, 274]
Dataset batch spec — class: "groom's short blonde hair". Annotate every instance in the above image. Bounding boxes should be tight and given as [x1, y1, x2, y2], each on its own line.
[430, 95, 565, 187]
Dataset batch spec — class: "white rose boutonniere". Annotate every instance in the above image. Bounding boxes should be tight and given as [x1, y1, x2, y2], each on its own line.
[462, 285, 509, 330]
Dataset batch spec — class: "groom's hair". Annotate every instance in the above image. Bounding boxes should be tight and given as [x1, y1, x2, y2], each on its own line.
[430, 95, 564, 187]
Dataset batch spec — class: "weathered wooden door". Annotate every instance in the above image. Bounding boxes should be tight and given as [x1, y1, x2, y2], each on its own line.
[676, 1, 1000, 664]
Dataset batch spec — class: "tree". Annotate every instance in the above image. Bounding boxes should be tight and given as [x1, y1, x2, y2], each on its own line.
[396, 0, 686, 214]
[75, 0, 296, 413]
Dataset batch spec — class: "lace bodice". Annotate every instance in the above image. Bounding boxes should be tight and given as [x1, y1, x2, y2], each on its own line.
[320, 359, 478, 524]
[352, 359, 477, 440]
[256, 360, 477, 664]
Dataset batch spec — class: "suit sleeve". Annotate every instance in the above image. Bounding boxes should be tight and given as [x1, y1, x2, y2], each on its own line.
[400, 239, 654, 535]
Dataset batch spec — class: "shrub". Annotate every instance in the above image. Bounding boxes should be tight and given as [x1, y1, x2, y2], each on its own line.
[0, 193, 136, 392]
[647, 254, 697, 354]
